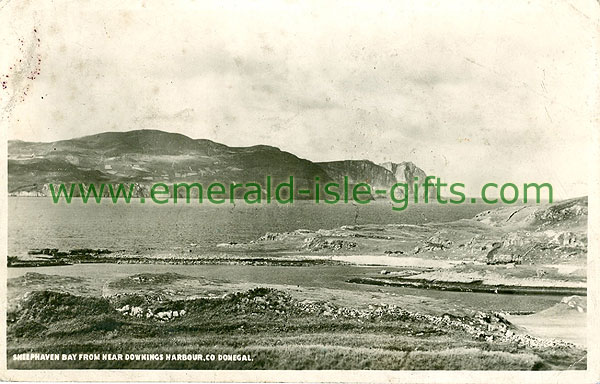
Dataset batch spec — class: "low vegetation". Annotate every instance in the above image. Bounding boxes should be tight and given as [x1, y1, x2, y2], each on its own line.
[7, 286, 585, 370]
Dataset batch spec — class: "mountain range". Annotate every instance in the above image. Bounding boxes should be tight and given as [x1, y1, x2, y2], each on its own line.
[8, 129, 436, 199]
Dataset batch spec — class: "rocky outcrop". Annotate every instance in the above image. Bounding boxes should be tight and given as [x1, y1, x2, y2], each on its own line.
[560, 296, 586, 313]
[301, 237, 357, 251]
[316, 160, 437, 199]
[379, 161, 437, 199]
[316, 160, 397, 192]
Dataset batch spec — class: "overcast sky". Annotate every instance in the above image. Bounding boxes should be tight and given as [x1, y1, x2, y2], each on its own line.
[2, 0, 598, 198]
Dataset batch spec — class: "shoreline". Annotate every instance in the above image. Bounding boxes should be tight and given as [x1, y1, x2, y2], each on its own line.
[348, 276, 587, 296]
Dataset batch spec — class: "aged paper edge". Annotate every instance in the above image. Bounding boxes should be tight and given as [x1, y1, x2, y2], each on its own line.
[0, 0, 599, 382]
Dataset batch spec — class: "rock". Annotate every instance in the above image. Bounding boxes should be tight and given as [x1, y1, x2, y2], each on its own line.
[301, 237, 357, 251]
[258, 232, 288, 241]
[117, 305, 130, 313]
[384, 250, 404, 255]
[216, 242, 243, 248]
[536, 269, 546, 278]
[502, 232, 526, 247]
[551, 231, 580, 246]
[560, 295, 586, 313]
[130, 306, 143, 317]
[423, 236, 453, 251]
[157, 311, 170, 320]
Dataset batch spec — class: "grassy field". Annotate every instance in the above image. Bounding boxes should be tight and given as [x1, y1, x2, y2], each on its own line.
[7, 284, 586, 370]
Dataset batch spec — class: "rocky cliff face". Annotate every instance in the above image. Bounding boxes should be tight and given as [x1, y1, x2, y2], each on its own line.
[379, 161, 437, 199]
[316, 160, 397, 191]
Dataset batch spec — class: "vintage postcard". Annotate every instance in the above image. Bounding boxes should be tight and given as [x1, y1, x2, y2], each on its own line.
[1, 0, 599, 382]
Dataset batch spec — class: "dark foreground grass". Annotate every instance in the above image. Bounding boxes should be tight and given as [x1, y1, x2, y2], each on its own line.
[7, 289, 586, 370]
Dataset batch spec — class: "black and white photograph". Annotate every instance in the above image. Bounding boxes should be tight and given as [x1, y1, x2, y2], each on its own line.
[1, 0, 598, 382]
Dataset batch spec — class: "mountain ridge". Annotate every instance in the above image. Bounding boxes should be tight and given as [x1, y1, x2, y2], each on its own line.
[8, 129, 435, 198]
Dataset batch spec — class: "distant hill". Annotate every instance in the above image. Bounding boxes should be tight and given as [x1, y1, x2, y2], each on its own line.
[8, 129, 435, 199]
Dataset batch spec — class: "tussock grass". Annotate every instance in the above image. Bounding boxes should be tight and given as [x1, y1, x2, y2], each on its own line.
[7, 288, 586, 370]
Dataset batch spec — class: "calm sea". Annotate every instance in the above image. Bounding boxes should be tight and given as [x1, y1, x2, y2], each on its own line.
[8, 198, 562, 313]
[8, 197, 493, 256]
